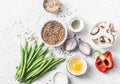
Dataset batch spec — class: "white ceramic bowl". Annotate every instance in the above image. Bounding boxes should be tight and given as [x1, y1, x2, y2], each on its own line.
[67, 56, 87, 76]
[53, 72, 68, 84]
[68, 17, 84, 32]
[40, 20, 67, 47]
[89, 21, 117, 48]
[43, 0, 60, 13]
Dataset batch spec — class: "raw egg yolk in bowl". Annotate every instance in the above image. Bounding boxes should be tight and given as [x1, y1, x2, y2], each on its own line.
[67, 57, 87, 76]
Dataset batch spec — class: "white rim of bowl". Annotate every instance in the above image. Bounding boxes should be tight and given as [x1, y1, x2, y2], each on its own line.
[67, 56, 87, 76]
[68, 17, 84, 33]
[53, 72, 68, 84]
[89, 21, 117, 48]
[40, 20, 68, 47]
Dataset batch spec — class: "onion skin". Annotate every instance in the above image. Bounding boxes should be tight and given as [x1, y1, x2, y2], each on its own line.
[64, 34, 78, 52]
[78, 38, 92, 56]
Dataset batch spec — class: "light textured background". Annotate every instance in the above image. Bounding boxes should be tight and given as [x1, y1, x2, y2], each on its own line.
[0, 0, 120, 84]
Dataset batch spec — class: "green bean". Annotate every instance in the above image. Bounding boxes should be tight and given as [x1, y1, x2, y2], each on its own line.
[24, 38, 27, 50]
[17, 44, 25, 81]
[49, 58, 61, 65]
[17, 40, 27, 81]
[25, 60, 47, 80]
[28, 45, 32, 56]
[34, 49, 50, 62]
[20, 48, 28, 81]
[26, 56, 44, 73]
[39, 58, 65, 75]
[27, 42, 44, 68]
[27, 42, 37, 68]
[36, 47, 49, 58]
[20, 44, 25, 69]
[46, 51, 53, 59]
[26, 56, 54, 81]
[36, 42, 44, 51]
[27, 58, 65, 83]
[26, 79, 32, 84]
[34, 55, 44, 63]
[30, 56, 43, 66]
[50, 66, 56, 71]
[27, 60, 44, 73]
[15, 39, 66, 84]
[21, 39, 28, 78]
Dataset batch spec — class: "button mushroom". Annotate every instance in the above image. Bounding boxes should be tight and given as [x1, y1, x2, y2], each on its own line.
[90, 27, 100, 35]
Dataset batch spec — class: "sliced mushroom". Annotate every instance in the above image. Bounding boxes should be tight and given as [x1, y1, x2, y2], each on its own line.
[108, 38, 111, 43]
[97, 22, 106, 28]
[91, 22, 107, 35]
[90, 27, 100, 35]
[107, 23, 116, 37]
[99, 36, 106, 43]
[103, 36, 113, 44]
[99, 36, 112, 44]
[106, 29, 109, 33]
[106, 38, 111, 44]
[109, 23, 114, 29]
[111, 31, 116, 37]
[100, 26, 105, 28]
[92, 39, 99, 44]
[108, 23, 115, 32]
[106, 29, 110, 33]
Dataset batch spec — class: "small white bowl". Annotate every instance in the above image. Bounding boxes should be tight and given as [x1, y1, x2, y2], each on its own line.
[67, 56, 87, 76]
[43, 0, 60, 13]
[89, 21, 117, 48]
[40, 20, 67, 47]
[53, 72, 68, 84]
[68, 17, 84, 33]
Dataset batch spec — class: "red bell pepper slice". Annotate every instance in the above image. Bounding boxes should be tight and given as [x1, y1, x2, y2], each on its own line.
[95, 50, 114, 72]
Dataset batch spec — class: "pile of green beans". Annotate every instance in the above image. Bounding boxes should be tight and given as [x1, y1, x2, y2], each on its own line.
[15, 39, 65, 84]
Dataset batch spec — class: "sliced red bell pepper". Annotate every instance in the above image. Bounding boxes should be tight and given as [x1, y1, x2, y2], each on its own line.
[94, 50, 114, 72]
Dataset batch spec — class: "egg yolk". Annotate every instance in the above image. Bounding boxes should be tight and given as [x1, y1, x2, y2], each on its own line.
[69, 58, 84, 73]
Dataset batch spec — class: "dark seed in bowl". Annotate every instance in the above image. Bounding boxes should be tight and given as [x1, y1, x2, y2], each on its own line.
[41, 21, 65, 45]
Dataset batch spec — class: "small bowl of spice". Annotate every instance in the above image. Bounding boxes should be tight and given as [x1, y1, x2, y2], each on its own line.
[68, 17, 84, 33]
[41, 20, 67, 47]
[43, 0, 60, 13]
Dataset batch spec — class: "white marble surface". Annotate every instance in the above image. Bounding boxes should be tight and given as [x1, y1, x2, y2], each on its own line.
[0, 0, 120, 84]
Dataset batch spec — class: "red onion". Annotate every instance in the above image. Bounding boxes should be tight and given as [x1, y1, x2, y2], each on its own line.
[78, 38, 92, 56]
[64, 34, 78, 51]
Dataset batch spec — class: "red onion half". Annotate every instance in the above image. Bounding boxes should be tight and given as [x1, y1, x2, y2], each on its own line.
[64, 34, 78, 52]
[78, 38, 92, 56]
